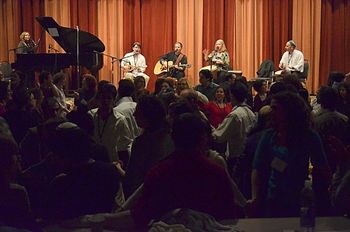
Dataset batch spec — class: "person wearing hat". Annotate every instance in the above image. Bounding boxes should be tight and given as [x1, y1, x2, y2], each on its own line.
[278, 40, 304, 74]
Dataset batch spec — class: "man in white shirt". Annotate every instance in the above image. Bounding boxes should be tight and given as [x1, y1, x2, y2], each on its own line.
[89, 83, 132, 166]
[122, 42, 150, 87]
[213, 82, 256, 159]
[279, 40, 304, 74]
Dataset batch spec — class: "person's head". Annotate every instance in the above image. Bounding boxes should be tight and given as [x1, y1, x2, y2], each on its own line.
[271, 91, 310, 135]
[0, 135, 20, 183]
[12, 87, 33, 110]
[133, 95, 166, 130]
[328, 71, 345, 88]
[96, 83, 117, 111]
[176, 78, 190, 94]
[160, 78, 174, 93]
[53, 72, 66, 87]
[134, 75, 146, 90]
[154, 77, 166, 95]
[249, 105, 272, 135]
[316, 86, 339, 111]
[199, 69, 213, 86]
[338, 82, 350, 101]
[50, 122, 91, 171]
[174, 42, 183, 54]
[281, 73, 303, 91]
[215, 86, 229, 103]
[132, 42, 141, 54]
[19, 32, 30, 41]
[285, 40, 296, 53]
[39, 71, 52, 85]
[82, 74, 97, 92]
[42, 97, 60, 119]
[172, 113, 211, 152]
[167, 99, 195, 126]
[214, 39, 227, 52]
[118, 79, 135, 98]
[253, 80, 268, 94]
[230, 81, 248, 104]
[66, 109, 94, 136]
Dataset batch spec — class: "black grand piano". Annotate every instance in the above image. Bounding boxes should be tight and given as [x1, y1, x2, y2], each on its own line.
[12, 16, 105, 75]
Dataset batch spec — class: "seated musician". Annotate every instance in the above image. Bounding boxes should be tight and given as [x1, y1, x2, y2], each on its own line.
[278, 40, 304, 77]
[159, 42, 188, 80]
[16, 32, 37, 54]
[202, 39, 230, 84]
[122, 42, 149, 87]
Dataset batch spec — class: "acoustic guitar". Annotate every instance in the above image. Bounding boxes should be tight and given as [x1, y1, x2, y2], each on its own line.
[154, 61, 191, 76]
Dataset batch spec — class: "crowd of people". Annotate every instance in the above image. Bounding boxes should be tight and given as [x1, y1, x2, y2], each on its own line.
[0, 36, 350, 231]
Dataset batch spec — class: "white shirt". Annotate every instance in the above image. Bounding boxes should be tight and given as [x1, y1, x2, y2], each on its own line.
[115, 97, 141, 140]
[90, 108, 133, 162]
[122, 52, 147, 76]
[279, 49, 304, 72]
[213, 104, 256, 158]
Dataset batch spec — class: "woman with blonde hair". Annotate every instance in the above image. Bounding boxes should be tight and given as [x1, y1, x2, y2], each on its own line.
[17, 32, 36, 54]
[202, 39, 231, 84]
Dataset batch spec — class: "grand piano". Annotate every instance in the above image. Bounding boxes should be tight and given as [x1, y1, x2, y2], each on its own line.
[12, 16, 105, 74]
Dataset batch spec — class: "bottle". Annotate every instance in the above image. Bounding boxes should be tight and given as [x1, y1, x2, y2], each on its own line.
[300, 179, 315, 232]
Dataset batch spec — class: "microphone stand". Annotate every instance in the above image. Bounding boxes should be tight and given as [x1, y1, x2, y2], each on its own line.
[94, 51, 120, 84]
[76, 26, 80, 87]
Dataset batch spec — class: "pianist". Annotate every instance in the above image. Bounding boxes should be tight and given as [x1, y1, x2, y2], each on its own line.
[16, 32, 37, 54]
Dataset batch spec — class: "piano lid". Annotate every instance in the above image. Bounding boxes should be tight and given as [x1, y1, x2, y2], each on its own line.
[36, 16, 105, 53]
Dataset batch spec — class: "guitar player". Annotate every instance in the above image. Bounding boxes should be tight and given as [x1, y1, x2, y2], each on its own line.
[122, 42, 150, 87]
[159, 42, 188, 80]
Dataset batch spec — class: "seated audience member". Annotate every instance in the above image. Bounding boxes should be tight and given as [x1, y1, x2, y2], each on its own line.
[66, 108, 110, 163]
[337, 82, 350, 119]
[89, 82, 132, 165]
[129, 113, 237, 227]
[239, 105, 272, 199]
[52, 72, 68, 112]
[0, 80, 12, 117]
[327, 71, 345, 90]
[29, 88, 45, 123]
[20, 97, 63, 169]
[327, 136, 350, 215]
[75, 74, 98, 110]
[213, 82, 256, 162]
[175, 78, 208, 104]
[39, 71, 59, 99]
[132, 75, 150, 103]
[194, 70, 219, 101]
[123, 95, 174, 198]
[115, 79, 141, 140]
[45, 122, 121, 220]
[4, 87, 40, 144]
[313, 86, 348, 173]
[252, 80, 268, 113]
[0, 135, 39, 231]
[250, 91, 330, 217]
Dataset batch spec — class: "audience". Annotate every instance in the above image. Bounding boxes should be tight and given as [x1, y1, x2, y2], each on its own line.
[1, 67, 350, 229]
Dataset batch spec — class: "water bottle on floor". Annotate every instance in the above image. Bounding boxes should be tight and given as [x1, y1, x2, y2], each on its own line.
[300, 179, 315, 232]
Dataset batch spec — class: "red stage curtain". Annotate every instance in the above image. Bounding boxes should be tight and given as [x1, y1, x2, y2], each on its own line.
[123, 0, 177, 92]
[70, 0, 98, 34]
[320, 0, 350, 85]
[202, 0, 225, 66]
[262, 0, 293, 70]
